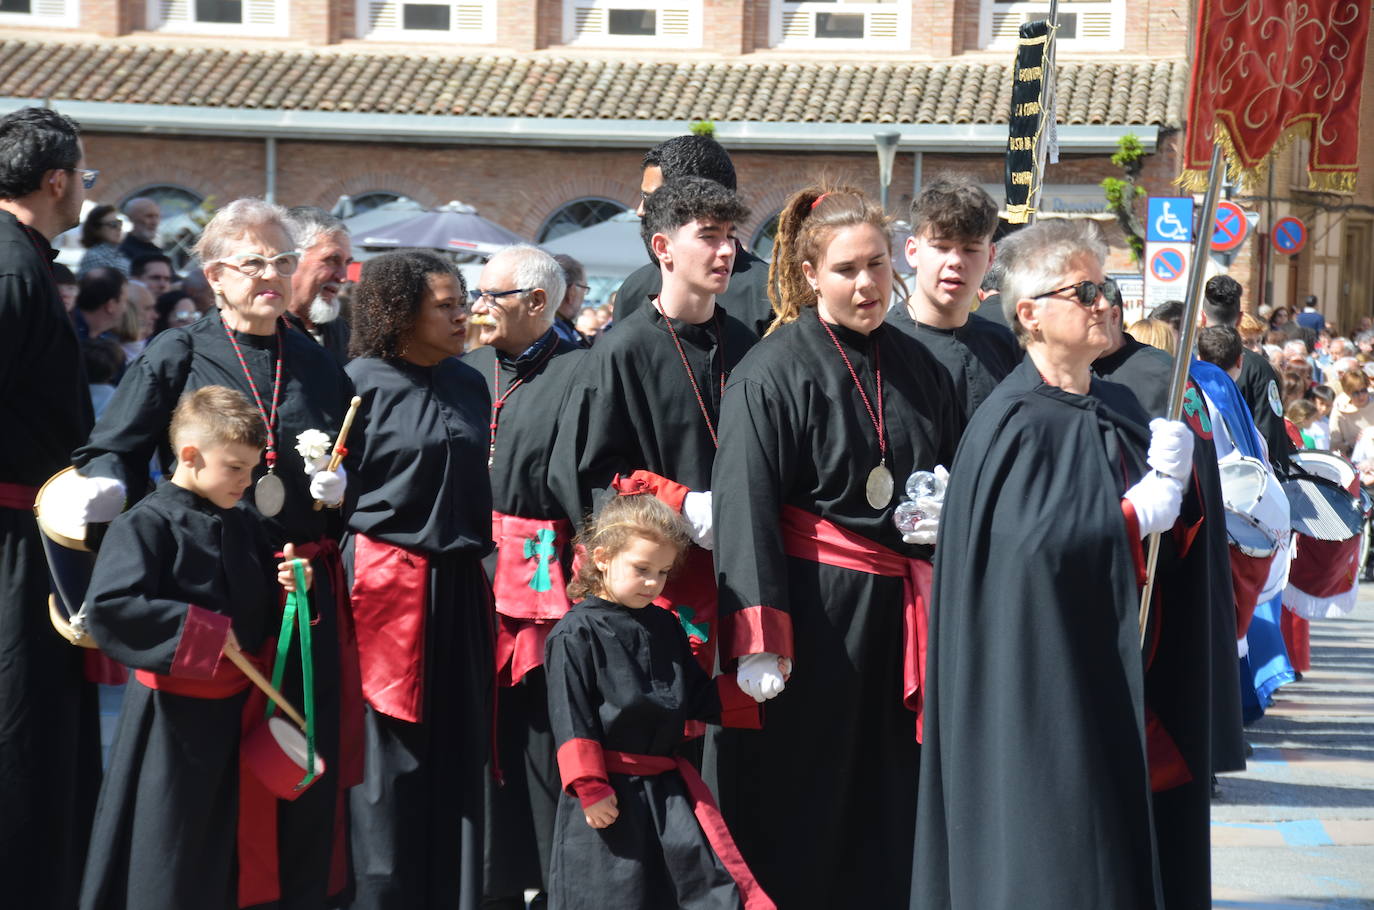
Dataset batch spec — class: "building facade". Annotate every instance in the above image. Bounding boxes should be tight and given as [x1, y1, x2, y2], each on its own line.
[1, 0, 1367, 326]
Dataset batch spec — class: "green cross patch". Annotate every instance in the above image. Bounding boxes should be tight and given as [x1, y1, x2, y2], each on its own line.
[676, 605, 709, 643]
[1182, 386, 1212, 433]
[523, 528, 557, 593]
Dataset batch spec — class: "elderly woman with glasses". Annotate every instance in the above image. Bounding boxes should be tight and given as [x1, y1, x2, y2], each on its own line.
[70, 197, 363, 910]
[912, 219, 1197, 910]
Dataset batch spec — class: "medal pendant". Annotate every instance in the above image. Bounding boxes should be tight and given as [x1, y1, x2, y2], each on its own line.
[256, 471, 286, 517]
[865, 464, 895, 510]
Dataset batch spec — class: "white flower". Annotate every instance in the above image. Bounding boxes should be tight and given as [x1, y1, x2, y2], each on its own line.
[295, 429, 333, 475]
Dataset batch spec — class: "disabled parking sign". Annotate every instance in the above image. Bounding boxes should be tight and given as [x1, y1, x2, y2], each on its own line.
[1148, 196, 1194, 244]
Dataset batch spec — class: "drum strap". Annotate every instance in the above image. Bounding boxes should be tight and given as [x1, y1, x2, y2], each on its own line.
[0, 482, 38, 510]
[266, 562, 317, 791]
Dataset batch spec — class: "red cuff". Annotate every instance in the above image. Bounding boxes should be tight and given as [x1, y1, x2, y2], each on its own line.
[723, 605, 794, 662]
[1120, 499, 1146, 586]
[715, 674, 763, 729]
[572, 778, 616, 810]
[611, 470, 691, 513]
[171, 605, 232, 679]
[557, 737, 608, 794]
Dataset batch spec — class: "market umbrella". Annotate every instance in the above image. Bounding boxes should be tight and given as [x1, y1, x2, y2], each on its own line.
[540, 211, 649, 280]
[357, 201, 526, 257]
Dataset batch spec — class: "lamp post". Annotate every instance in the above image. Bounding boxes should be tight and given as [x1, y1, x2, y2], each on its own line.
[874, 131, 901, 213]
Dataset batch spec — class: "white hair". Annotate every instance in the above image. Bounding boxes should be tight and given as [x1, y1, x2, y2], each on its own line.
[999, 219, 1110, 342]
[194, 198, 296, 264]
[285, 205, 349, 251]
[490, 244, 565, 326]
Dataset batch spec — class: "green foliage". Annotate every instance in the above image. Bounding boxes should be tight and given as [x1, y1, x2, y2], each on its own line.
[1102, 134, 1147, 265]
[689, 120, 716, 137]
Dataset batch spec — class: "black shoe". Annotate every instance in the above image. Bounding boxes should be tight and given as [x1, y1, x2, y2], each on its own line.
[1211, 774, 1222, 799]
[1294, 671, 1304, 682]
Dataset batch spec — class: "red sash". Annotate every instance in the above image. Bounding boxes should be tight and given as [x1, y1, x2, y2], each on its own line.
[0, 482, 37, 510]
[491, 512, 573, 686]
[349, 533, 429, 722]
[601, 750, 776, 910]
[778, 505, 931, 741]
[138, 650, 282, 907]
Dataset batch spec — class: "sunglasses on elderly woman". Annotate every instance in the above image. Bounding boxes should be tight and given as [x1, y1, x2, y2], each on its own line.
[1036, 278, 1122, 308]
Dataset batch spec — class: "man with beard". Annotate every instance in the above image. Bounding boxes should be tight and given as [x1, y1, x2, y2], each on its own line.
[463, 245, 586, 909]
[285, 205, 353, 363]
[0, 105, 102, 910]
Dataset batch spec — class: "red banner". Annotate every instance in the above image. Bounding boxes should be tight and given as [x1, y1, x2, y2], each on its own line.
[1183, 0, 1371, 191]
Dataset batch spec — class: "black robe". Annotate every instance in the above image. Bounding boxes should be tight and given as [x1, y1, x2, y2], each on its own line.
[283, 310, 351, 366]
[79, 482, 274, 910]
[614, 247, 775, 338]
[706, 313, 961, 910]
[0, 209, 100, 910]
[886, 304, 1022, 419]
[545, 596, 757, 910]
[342, 355, 493, 910]
[1093, 336, 1238, 909]
[1239, 347, 1293, 471]
[912, 356, 1164, 910]
[549, 301, 756, 666]
[73, 309, 357, 910]
[463, 332, 585, 900]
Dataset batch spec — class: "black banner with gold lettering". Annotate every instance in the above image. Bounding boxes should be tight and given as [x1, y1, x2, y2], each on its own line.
[1004, 19, 1051, 224]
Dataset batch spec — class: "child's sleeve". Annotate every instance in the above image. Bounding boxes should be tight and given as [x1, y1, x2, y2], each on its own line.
[676, 613, 762, 730]
[85, 514, 231, 677]
[545, 623, 615, 809]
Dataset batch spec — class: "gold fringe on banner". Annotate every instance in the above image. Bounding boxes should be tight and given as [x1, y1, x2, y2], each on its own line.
[1175, 121, 1357, 194]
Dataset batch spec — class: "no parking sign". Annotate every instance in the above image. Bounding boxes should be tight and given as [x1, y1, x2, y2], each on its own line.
[1273, 216, 1307, 256]
[1143, 241, 1192, 308]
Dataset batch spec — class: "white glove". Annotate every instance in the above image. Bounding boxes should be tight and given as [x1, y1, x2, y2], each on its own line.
[682, 490, 713, 551]
[309, 465, 347, 507]
[736, 652, 791, 703]
[1123, 472, 1183, 536]
[1146, 418, 1194, 481]
[57, 474, 126, 524]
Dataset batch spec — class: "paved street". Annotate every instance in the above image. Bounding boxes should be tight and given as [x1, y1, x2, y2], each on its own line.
[1213, 585, 1374, 908]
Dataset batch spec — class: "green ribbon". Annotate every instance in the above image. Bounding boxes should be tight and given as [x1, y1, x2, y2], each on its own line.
[267, 560, 317, 790]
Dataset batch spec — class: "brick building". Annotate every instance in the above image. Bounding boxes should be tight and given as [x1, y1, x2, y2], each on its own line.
[5, 0, 1360, 326]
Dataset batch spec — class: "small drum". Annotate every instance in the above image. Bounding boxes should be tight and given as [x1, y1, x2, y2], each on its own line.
[1285, 451, 1363, 542]
[33, 467, 102, 648]
[1218, 455, 1281, 557]
[243, 717, 326, 801]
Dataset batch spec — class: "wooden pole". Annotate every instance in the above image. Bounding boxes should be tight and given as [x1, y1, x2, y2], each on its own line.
[223, 639, 307, 729]
[313, 395, 362, 511]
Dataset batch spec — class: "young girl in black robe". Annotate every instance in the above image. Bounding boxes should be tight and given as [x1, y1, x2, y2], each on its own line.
[80, 386, 313, 910]
[545, 493, 774, 910]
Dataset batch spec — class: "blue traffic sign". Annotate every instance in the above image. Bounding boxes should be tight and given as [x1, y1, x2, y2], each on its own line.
[1148, 196, 1194, 243]
[1211, 201, 1249, 252]
[1150, 247, 1186, 282]
[1273, 216, 1307, 256]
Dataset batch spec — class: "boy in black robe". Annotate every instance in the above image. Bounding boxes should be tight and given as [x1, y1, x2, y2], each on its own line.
[549, 178, 756, 677]
[888, 178, 1021, 420]
[80, 386, 312, 910]
[545, 493, 770, 910]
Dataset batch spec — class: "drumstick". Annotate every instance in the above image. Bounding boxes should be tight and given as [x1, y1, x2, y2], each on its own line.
[223, 639, 307, 729]
[313, 396, 362, 511]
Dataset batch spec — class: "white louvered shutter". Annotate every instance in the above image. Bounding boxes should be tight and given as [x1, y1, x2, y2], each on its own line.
[0, 0, 77, 26]
[774, 1, 910, 50]
[982, 1, 1123, 52]
[358, 0, 494, 41]
[566, 1, 702, 47]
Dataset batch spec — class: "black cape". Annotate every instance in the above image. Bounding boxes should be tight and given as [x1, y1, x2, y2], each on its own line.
[1093, 336, 1240, 908]
[0, 210, 100, 910]
[912, 356, 1164, 910]
[614, 248, 775, 338]
[1238, 347, 1293, 472]
[343, 355, 493, 910]
[885, 304, 1021, 419]
[464, 331, 585, 899]
[283, 310, 351, 366]
[73, 308, 357, 909]
[545, 597, 750, 910]
[706, 314, 962, 910]
[79, 482, 274, 910]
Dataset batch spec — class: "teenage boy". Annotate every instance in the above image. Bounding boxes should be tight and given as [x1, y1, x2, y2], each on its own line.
[80, 386, 312, 910]
[889, 177, 1020, 420]
[550, 177, 755, 674]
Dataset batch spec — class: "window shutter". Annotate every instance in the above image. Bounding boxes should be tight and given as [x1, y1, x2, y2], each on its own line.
[245, 0, 277, 27]
[774, 2, 910, 49]
[982, 1, 1123, 51]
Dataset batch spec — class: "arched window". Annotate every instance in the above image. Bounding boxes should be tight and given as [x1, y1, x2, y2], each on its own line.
[349, 191, 405, 216]
[121, 185, 206, 268]
[537, 197, 630, 243]
[752, 213, 780, 261]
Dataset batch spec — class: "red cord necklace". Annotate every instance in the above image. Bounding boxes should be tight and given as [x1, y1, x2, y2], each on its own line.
[655, 299, 726, 448]
[222, 315, 287, 516]
[488, 338, 560, 468]
[816, 313, 893, 509]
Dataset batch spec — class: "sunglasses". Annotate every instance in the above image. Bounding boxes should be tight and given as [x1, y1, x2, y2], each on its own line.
[1036, 278, 1121, 308]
